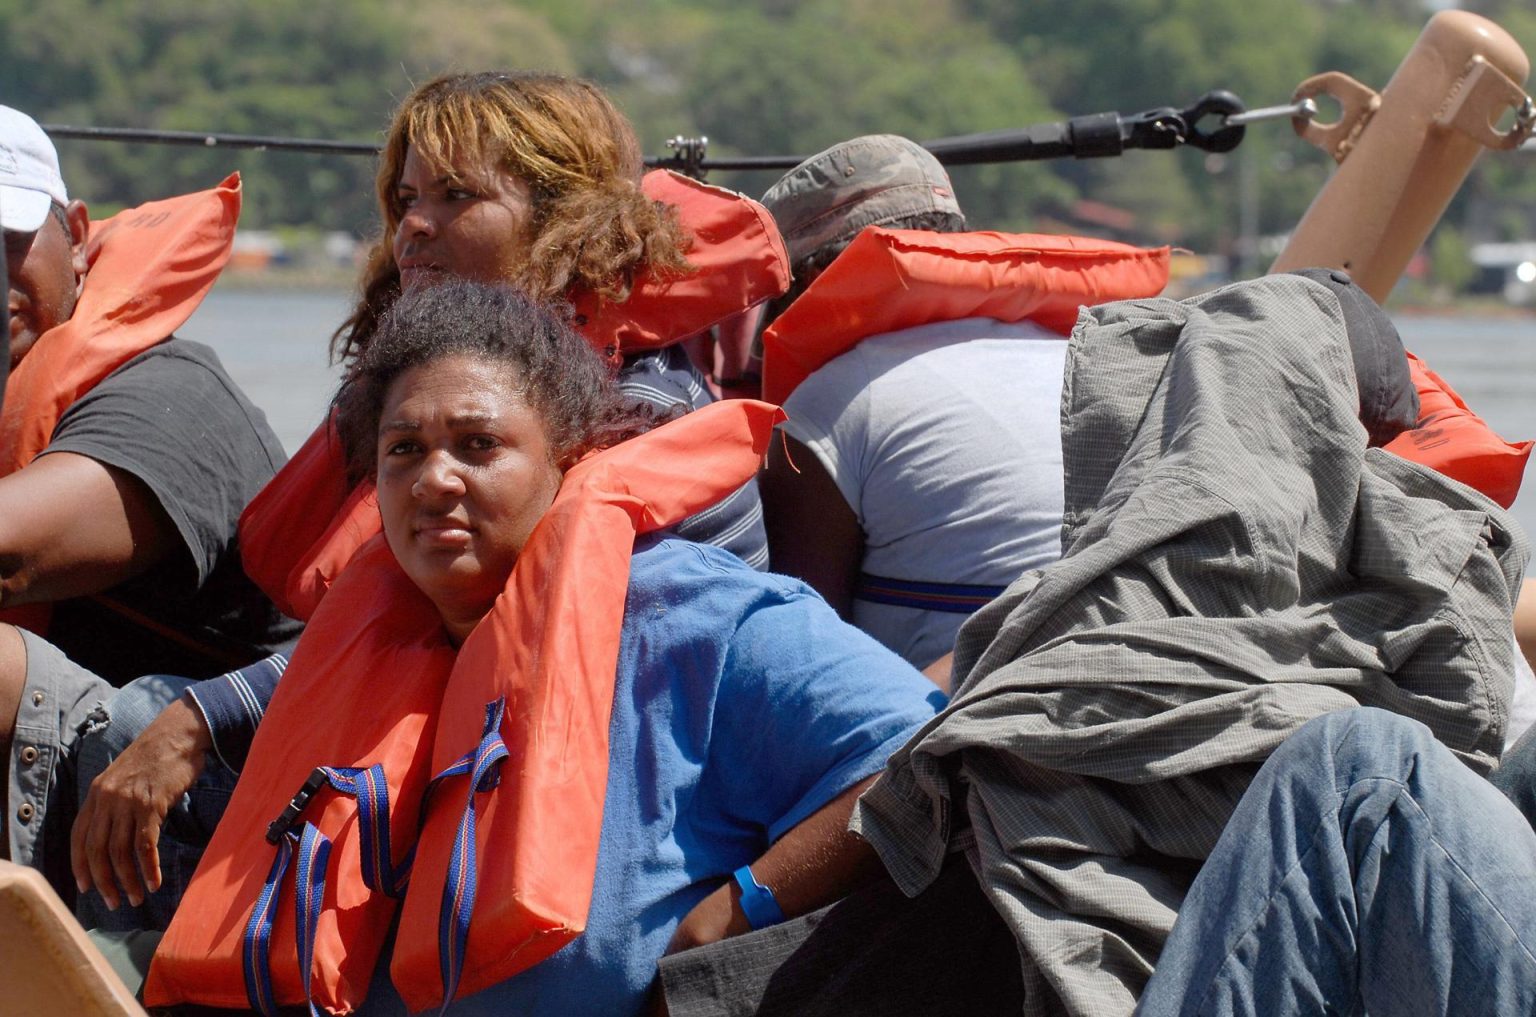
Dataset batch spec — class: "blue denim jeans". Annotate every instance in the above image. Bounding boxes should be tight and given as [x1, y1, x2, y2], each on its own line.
[73, 673, 238, 932]
[1138, 708, 1536, 1016]
[1491, 721, 1536, 830]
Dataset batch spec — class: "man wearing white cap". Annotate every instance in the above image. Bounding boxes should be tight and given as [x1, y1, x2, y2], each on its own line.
[0, 105, 296, 915]
[1, 107, 87, 369]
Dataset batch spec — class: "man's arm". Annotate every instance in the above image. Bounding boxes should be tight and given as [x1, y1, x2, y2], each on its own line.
[1514, 578, 1536, 674]
[0, 451, 175, 606]
[70, 693, 210, 909]
[758, 434, 864, 619]
[71, 654, 285, 908]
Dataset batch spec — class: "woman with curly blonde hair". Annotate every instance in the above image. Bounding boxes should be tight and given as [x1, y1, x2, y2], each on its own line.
[336, 71, 768, 564]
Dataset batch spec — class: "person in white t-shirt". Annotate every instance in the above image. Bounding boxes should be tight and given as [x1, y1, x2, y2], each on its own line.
[757, 136, 1069, 686]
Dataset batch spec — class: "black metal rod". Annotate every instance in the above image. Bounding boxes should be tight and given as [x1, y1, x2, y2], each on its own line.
[42, 125, 840, 169]
[43, 92, 1249, 171]
[42, 124, 379, 157]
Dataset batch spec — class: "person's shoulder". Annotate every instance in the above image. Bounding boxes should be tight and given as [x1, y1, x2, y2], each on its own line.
[629, 535, 809, 605]
[69, 336, 286, 467]
[112, 336, 231, 377]
[860, 316, 1056, 360]
[94, 338, 250, 402]
[618, 346, 712, 412]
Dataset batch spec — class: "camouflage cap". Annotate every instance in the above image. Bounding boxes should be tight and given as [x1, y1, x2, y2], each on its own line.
[761, 134, 962, 268]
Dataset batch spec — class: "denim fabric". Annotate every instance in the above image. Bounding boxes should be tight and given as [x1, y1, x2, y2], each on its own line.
[7, 630, 113, 906]
[74, 673, 238, 932]
[1139, 708, 1536, 1016]
[1492, 721, 1536, 830]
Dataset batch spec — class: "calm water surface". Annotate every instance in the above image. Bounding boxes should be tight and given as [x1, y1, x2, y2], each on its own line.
[178, 286, 1536, 551]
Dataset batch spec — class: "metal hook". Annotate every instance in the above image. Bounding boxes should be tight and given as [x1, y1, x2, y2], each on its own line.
[664, 135, 710, 180]
[1179, 90, 1248, 153]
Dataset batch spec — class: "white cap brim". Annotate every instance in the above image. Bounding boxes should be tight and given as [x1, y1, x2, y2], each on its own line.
[0, 184, 52, 232]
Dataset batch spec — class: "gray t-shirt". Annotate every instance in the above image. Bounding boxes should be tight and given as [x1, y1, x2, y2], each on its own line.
[42, 338, 301, 683]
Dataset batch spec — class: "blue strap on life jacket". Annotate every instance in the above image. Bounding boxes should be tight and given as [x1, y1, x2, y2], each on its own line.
[243, 763, 414, 1013]
[239, 698, 509, 1015]
[243, 820, 331, 1017]
[321, 763, 414, 898]
[854, 572, 1006, 614]
[432, 697, 510, 1011]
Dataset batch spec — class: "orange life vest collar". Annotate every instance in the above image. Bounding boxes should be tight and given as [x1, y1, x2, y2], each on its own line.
[570, 170, 791, 366]
[760, 227, 1171, 405]
[1385, 351, 1531, 507]
[0, 174, 241, 474]
[149, 401, 783, 1014]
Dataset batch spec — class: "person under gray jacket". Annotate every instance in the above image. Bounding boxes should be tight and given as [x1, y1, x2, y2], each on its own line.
[662, 271, 1525, 1017]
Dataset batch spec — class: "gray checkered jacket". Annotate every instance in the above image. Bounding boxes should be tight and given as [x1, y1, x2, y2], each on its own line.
[853, 274, 1528, 1017]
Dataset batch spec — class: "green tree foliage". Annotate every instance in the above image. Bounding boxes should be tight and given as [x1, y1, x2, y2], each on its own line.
[672, 0, 1071, 227]
[1430, 223, 1476, 296]
[1, 0, 1530, 276]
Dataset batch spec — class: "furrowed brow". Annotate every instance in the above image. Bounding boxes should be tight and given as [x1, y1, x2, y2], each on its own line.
[445, 412, 497, 428]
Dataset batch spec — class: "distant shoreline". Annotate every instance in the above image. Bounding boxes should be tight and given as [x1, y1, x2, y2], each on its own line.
[1389, 300, 1536, 320]
[219, 266, 358, 292]
[215, 267, 1536, 321]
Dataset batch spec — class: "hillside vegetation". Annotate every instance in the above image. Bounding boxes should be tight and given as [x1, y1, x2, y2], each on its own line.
[2, 0, 1532, 266]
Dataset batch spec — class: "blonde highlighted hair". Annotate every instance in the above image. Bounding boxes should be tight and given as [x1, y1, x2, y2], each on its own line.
[333, 71, 691, 362]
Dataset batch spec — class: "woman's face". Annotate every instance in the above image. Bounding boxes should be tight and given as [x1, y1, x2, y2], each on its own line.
[392, 143, 536, 293]
[375, 354, 562, 640]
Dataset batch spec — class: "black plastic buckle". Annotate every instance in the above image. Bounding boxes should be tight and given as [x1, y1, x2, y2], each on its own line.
[265, 767, 329, 845]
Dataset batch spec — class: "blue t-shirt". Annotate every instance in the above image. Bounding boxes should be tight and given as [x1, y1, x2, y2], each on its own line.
[364, 536, 944, 1016]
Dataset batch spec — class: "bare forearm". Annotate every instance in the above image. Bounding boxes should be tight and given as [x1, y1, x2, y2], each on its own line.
[667, 775, 884, 952]
[921, 651, 954, 693]
[1515, 578, 1536, 673]
[71, 692, 212, 907]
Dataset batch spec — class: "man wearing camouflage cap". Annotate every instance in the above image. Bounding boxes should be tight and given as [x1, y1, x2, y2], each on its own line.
[754, 134, 1075, 686]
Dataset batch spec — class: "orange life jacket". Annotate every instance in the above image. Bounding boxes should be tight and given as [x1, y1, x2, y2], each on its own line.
[760, 229, 1528, 507]
[1385, 351, 1531, 508]
[759, 227, 1172, 405]
[239, 171, 789, 622]
[0, 174, 241, 633]
[570, 170, 791, 367]
[148, 400, 783, 1015]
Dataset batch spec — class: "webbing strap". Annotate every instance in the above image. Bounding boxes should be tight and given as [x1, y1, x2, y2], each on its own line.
[243, 821, 331, 1017]
[238, 700, 508, 1015]
[432, 698, 509, 1011]
[242, 765, 411, 1014]
[854, 572, 1007, 614]
[321, 764, 414, 897]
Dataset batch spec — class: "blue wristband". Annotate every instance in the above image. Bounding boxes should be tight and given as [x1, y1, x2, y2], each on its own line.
[732, 864, 786, 930]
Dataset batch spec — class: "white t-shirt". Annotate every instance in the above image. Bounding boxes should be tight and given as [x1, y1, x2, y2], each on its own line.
[780, 317, 1068, 667]
[1508, 637, 1536, 750]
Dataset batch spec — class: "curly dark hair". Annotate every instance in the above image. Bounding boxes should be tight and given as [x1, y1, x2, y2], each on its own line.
[335, 279, 672, 483]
